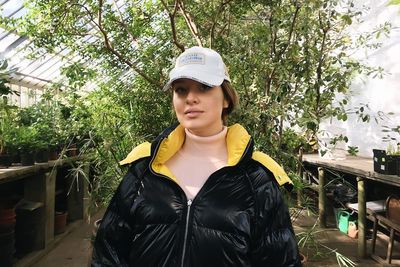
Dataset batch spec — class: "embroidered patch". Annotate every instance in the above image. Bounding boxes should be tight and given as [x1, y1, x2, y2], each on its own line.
[177, 52, 205, 66]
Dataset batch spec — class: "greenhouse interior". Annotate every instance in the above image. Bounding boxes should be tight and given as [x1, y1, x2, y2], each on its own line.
[0, 0, 399, 266]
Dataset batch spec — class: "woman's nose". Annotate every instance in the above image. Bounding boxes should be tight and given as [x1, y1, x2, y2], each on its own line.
[185, 90, 199, 104]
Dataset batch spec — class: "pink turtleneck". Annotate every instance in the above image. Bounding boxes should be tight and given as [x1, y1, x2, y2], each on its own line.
[166, 127, 228, 200]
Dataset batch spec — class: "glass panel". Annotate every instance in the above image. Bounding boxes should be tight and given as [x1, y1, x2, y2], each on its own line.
[0, 0, 23, 17]
[20, 86, 29, 108]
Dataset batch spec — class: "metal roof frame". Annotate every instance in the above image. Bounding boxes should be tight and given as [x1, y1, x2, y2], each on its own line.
[0, 0, 166, 93]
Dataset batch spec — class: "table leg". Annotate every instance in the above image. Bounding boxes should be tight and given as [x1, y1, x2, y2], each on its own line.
[357, 176, 366, 258]
[318, 167, 326, 228]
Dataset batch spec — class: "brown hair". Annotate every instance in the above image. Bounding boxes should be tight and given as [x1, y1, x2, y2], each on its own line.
[221, 80, 239, 125]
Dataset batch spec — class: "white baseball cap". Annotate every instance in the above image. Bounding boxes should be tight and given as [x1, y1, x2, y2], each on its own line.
[163, 46, 231, 91]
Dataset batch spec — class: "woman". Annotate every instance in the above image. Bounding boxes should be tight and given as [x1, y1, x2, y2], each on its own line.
[92, 46, 301, 266]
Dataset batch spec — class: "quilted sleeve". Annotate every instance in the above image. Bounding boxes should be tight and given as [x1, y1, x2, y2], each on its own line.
[91, 169, 140, 267]
[250, 178, 301, 267]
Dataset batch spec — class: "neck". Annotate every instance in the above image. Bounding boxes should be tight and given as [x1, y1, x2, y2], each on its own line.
[182, 126, 227, 159]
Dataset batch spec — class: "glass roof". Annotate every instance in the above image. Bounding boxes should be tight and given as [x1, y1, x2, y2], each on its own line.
[1, 0, 165, 92]
[0, 0, 98, 91]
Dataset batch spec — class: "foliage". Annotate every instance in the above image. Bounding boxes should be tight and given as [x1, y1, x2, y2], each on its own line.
[0, 0, 391, 204]
[0, 2, 394, 264]
[17, 100, 65, 148]
[297, 220, 357, 267]
[386, 143, 400, 156]
[11, 125, 39, 152]
[388, 0, 400, 5]
[381, 125, 400, 144]
[0, 59, 19, 154]
[347, 146, 359, 156]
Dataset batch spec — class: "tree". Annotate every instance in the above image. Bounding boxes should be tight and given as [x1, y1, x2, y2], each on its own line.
[0, 0, 390, 198]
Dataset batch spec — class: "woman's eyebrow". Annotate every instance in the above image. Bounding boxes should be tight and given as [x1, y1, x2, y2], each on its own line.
[172, 82, 186, 87]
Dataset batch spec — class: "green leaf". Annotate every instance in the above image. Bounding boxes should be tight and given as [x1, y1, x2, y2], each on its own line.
[388, 0, 400, 5]
[342, 15, 352, 25]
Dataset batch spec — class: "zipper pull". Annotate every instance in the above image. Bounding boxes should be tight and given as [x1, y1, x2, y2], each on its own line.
[187, 199, 192, 206]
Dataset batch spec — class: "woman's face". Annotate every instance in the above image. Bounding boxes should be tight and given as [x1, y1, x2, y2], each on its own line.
[172, 79, 228, 137]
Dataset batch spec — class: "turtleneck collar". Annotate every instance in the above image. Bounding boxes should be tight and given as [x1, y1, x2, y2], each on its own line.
[181, 126, 228, 160]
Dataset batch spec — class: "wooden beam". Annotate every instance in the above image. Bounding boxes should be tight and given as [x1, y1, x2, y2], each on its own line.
[357, 176, 366, 258]
[318, 167, 326, 228]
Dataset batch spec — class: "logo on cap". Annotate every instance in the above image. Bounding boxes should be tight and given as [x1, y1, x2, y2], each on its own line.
[177, 52, 205, 67]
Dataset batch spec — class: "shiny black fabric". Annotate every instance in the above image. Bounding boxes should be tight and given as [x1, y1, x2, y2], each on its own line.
[92, 126, 301, 267]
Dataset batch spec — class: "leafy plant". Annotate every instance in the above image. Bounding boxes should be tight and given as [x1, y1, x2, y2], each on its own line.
[386, 143, 400, 156]
[382, 125, 400, 144]
[12, 125, 39, 153]
[297, 220, 357, 267]
[0, 59, 19, 155]
[347, 146, 359, 156]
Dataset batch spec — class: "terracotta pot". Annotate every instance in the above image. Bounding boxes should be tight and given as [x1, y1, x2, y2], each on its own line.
[54, 211, 68, 235]
[92, 219, 102, 242]
[48, 148, 59, 161]
[0, 208, 16, 226]
[300, 252, 307, 266]
[66, 144, 78, 157]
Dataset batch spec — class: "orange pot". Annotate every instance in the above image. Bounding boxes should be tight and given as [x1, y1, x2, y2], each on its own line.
[54, 211, 68, 235]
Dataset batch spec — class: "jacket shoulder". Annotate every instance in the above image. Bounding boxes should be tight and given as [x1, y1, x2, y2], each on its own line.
[252, 151, 293, 190]
[119, 142, 151, 165]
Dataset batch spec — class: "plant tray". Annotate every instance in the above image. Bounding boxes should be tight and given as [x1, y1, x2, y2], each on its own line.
[373, 149, 400, 175]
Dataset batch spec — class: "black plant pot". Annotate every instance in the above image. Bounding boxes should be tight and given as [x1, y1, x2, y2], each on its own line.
[35, 149, 49, 163]
[11, 152, 21, 164]
[0, 154, 12, 168]
[20, 152, 35, 166]
[373, 149, 400, 175]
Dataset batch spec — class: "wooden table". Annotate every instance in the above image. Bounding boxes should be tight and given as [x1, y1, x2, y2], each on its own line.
[302, 154, 400, 258]
[0, 156, 89, 267]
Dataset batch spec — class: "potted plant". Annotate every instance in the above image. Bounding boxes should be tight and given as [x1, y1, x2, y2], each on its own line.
[33, 123, 52, 163]
[373, 143, 400, 176]
[0, 59, 19, 167]
[13, 126, 39, 166]
[0, 126, 14, 168]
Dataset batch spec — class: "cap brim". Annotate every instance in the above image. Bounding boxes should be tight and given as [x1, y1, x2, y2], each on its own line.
[162, 68, 226, 91]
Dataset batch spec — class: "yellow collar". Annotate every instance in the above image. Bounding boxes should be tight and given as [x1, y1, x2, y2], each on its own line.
[151, 124, 251, 182]
[119, 124, 293, 189]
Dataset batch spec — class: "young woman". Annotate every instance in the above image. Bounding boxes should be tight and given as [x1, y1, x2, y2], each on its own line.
[92, 46, 301, 267]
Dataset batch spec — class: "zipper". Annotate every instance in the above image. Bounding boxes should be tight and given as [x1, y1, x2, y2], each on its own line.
[148, 135, 251, 266]
[181, 199, 192, 267]
[149, 139, 193, 267]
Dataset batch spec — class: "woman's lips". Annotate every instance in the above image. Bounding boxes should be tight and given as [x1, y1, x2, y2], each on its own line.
[184, 110, 203, 118]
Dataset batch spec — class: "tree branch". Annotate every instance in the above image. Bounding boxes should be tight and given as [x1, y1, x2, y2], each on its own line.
[209, 0, 233, 48]
[111, 0, 139, 47]
[314, 12, 329, 115]
[160, 0, 185, 52]
[279, 4, 301, 57]
[178, 0, 203, 47]
[96, 0, 161, 88]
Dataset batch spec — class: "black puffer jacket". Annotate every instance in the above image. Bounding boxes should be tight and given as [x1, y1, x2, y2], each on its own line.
[92, 124, 301, 267]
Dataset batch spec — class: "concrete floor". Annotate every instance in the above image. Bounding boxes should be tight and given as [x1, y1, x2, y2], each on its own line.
[29, 210, 104, 267]
[25, 209, 399, 267]
[293, 209, 400, 266]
